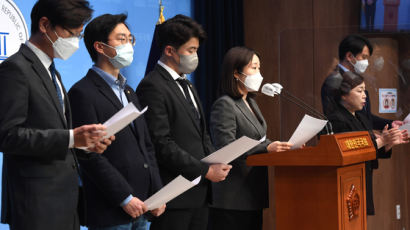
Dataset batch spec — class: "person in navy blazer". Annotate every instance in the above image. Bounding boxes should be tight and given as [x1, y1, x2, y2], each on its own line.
[208, 47, 293, 230]
[0, 1, 114, 230]
[68, 14, 165, 229]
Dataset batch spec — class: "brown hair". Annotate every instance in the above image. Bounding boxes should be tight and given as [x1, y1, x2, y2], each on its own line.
[156, 14, 207, 53]
[31, 0, 93, 35]
[334, 71, 365, 102]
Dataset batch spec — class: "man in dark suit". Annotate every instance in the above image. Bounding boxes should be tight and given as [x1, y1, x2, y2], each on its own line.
[136, 15, 232, 230]
[68, 14, 165, 230]
[0, 1, 114, 230]
[321, 34, 403, 130]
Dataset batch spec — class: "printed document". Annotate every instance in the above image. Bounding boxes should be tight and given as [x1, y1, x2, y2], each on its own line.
[201, 136, 261, 164]
[288, 114, 328, 149]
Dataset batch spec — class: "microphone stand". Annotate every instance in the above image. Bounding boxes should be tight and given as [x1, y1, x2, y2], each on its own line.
[280, 90, 334, 135]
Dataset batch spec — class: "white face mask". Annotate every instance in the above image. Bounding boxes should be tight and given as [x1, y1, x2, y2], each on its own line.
[240, 72, 264, 92]
[102, 43, 134, 69]
[351, 58, 369, 74]
[46, 30, 79, 60]
[178, 52, 199, 74]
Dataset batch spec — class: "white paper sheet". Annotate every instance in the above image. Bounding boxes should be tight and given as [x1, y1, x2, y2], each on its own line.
[201, 136, 261, 164]
[144, 176, 201, 210]
[103, 103, 147, 138]
[404, 113, 410, 124]
[399, 123, 410, 133]
[288, 114, 328, 149]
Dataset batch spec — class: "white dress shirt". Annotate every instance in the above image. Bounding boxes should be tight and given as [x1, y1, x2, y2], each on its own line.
[158, 60, 199, 111]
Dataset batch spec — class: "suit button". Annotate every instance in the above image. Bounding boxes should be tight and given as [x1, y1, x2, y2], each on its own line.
[72, 164, 76, 169]
[143, 163, 148, 169]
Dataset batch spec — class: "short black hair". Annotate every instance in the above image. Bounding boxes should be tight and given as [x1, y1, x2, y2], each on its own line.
[219, 46, 260, 98]
[84, 14, 128, 63]
[156, 14, 207, 53]
[338, 34, 373, 60]
[30, 0, 93, 35]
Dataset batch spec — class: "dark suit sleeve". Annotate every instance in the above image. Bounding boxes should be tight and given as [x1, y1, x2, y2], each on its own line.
[137, 81, 209, 181]
[363, 91, 392, 130]
[210, 98, 269, 156]
[143, 119, 163, 192]
[0, 59, 69, 159]
[189, 85, 215, 156]
[376, 146, 391, 159]
[370, 114, 392, 130]
[68, 87, 133, 206]
[328, 117, 351, 134]
[210, 98, 237, 150]
[134, 94, 163, 192]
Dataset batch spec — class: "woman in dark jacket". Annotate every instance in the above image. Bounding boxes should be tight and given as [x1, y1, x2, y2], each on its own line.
[325, 71, 406, 215]
[208, 47, 293, 230]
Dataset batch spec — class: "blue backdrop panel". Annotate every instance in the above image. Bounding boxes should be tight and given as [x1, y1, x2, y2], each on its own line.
[0, 0, 192, 229]
[360, 0, 410, 31]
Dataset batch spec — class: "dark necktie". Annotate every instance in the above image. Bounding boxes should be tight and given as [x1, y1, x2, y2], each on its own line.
[49, 62, 64, 111]
[176, 78, 201, 126]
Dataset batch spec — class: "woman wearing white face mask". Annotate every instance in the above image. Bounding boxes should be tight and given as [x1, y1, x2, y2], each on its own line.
[208, 47, 292, 230]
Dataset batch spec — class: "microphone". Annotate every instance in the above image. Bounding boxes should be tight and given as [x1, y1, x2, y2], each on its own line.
[261, 83, 283, 97]
[261, 83, 334, 135]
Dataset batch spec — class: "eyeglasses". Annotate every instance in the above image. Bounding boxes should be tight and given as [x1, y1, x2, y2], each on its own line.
[62, 26, 84, 40]
[108, 34, 136, 46]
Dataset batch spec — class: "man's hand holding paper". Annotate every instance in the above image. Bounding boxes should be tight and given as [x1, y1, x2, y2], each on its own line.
[73, 124, 115, 153]
[205, 163, 232, 182]
[150, 204, 166, 217]
[75, 102, 147, 153]
[122, 197, 147, 218]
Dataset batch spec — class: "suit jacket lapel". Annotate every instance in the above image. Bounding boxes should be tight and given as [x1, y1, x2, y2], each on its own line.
[338, 104, 365, 131]
[124, 86, 142, 137]
[248, 98, 267, 135]
[87, 69, 123, 111]
[235, 98, 265, 138]
[124, 85, 153, 161]
[88, 70, 140, 142]
[184, 79, 206, 128]
[55, 71, 69, 128]
[60, 78, 72, 128]
[155, 65, 201, 133]
[21, 45, 67, 128]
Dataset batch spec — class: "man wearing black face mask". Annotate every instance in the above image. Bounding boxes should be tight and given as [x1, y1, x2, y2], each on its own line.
[68, 14, 165, 230]
[321, 34, 403, 132]
[0, 1, 115, 229]
[136, 15, 232, 230]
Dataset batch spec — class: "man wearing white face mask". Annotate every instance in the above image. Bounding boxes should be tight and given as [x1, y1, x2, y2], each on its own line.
[321, 34, 403, 136]
[68, 14, 165, 230]
[0, 1, 116, 230]
[136, 14, 232, 230]
[321, 35, 408, 216]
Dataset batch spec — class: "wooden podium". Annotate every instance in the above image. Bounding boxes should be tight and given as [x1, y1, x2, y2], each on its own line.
[247, 131, 376, 230]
